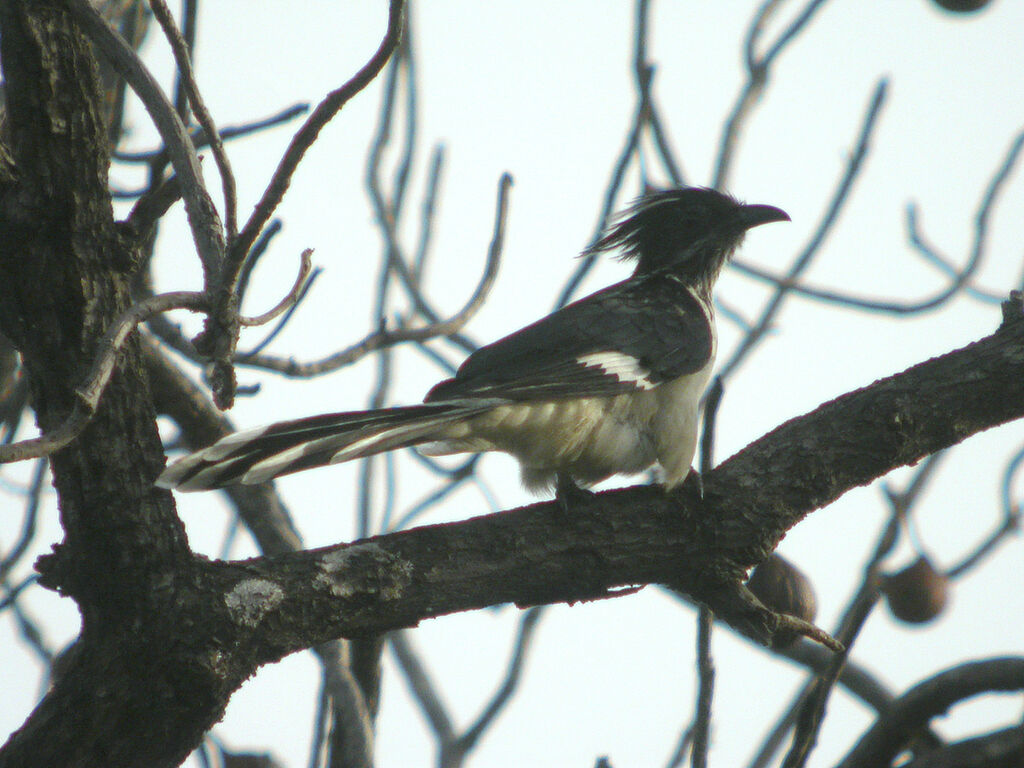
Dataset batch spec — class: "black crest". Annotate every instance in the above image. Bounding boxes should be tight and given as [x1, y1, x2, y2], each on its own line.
[586, 187, 788, 279]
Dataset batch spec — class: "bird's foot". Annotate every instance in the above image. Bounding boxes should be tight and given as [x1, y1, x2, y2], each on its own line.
[681, 468, 704, 501]
[555, 473, 594, 514]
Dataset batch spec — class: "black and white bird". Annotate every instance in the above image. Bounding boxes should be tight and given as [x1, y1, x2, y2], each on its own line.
[157, 187, 788, 499]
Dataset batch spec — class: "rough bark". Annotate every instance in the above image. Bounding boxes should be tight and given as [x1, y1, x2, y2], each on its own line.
[1, 2, 1023, 766]
[0, 3, 215, 766]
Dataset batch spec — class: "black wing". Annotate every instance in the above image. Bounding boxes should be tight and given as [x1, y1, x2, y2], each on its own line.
[425, 274, 713, 403]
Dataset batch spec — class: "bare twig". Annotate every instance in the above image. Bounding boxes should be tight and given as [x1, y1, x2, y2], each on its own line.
[357, 15, 420, 540]
[836, 658, 1024, 768]
[234, 173, 512, 376]
[666, 587, 908, 764]
[236, 220, 284, 304]
[238, 268, 322, 358]
[719, 79, 888, 380]
[391, 609, 547, 768]
[555, 0, 654, 309]
[389, 630, 455, 743]
[0, 575, 37, 612]
[0, 459, 47, 582]
[454, 607, 546, 756]
[113, 104, 310, 163]
[732, 123, 1024, 316]
[149, 0, 238, 243]
[125, 174, 183, 237]
[728, 257, 1002, 312]
[66, 0, 225, 282]
[230, 0, 406, 274]
[307, 675, 331, 768]
[412, 145, 446, 283]
[664, 728, 695, 768]
[1001, 444, 1024, 518]
[905, 206, 1003, 304]
[1, 580, 54, 665]
[713, 0, 831, 190]
[317, 640, 374, 768]
[690, 607, 715, 768]
[775, 451, 946, 768]
[170, 0, 197, 119]
[945, 505, 1020, 579]
[0, 292, 208, 463]
[898, 126, 1024, 312]
[747, 453, 950, 768]
[238, 249, 315, 326]
[386, 463, 476, 533]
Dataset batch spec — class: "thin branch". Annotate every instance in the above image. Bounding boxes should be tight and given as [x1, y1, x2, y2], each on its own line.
[149, 0, 238, 243]
[317, 640, 374, 768]
[719, 79, 887, 380]
[664, 728, 694, 768]
[1, 580, 53, 665]
[778, 464, 920, 768]
[238, 267, 322, 357]
[234, 173, 512, 376]
[452, 607, 547, 757]
[688, 376, 724, 768]
[836, 658, 1024, 768]
[732, 123, 1024, 316]
[389, 630, 455, 743]
[238, 249, 315, 326]
[713, 0, 831, 190]
[237, 220, 284, 304]
[905, 207, 1003, 304]
[554, 0, 653, 309]
[0, 292, 209, 463]
[945, 505, 1020, 579]
[729, 257, 1001, 313]
[124, 174, 183, 237]
[230, 0, 405, 273]
[113, 104, 310, 163]
[665, 587, 913, 767]
[307, 675, 331, 768]
[66, 0, 225, 282]
[0, 574, 38, 612]
[0, 459, 47, 582]
[1001, 443, 1024, 518]
[690, 607, 715, 768]
[748, 447, 938, 768]
[170, 0, 197, 119]
[412, 145, 446, 283]
[897, 125, 1024, 312]
[362, 34, 482, 357]
[386, 470, 474, 533]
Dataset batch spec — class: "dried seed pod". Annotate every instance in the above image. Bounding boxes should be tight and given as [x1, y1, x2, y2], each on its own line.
[882, 556, 950, 625]
[932, 0, 991, 13]
[747, 553, 818, 625]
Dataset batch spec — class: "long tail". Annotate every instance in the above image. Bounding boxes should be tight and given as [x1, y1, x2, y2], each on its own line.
[156, 402, 489, 491]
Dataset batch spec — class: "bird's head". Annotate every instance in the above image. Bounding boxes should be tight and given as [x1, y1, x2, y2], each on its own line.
[586, 187, 789, 289]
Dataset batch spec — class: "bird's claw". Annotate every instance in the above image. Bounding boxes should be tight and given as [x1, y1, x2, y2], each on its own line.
[555, 473, 594, 514]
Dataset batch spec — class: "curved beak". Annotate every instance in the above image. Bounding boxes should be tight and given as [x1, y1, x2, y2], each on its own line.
[736, 203, 790, 231]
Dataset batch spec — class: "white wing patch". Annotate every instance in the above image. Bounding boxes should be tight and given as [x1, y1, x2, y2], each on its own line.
[575, 352, 657, 390]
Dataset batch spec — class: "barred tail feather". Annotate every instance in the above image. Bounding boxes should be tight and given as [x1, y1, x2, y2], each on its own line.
[156, 403, 487, 491]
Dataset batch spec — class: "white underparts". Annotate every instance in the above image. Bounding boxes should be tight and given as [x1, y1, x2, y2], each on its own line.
[421, 357, 713, 491]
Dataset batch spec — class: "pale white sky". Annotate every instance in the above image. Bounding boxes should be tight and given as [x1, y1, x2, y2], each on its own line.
[3, 2, 1024, 767]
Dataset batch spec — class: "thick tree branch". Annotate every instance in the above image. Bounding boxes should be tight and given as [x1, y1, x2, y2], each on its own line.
[837, 658, 1024, 768]
[202, 312, 1024, 662]
[899, 724, 1024, 768]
